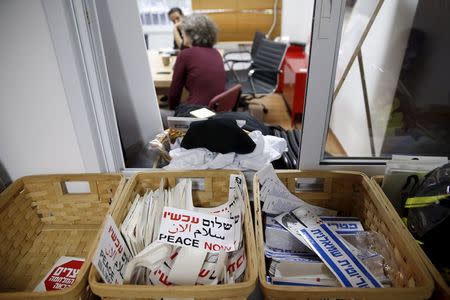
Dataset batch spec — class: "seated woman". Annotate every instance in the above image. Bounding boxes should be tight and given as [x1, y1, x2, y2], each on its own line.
[167, 14, 225, 110]
[168, 7, 184, 50]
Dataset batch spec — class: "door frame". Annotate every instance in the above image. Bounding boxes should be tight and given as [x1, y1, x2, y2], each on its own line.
[299, 0, 386, 175]
[43, 0, 130, 173]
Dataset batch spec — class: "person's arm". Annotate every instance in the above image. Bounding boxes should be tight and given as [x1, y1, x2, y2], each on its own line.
[173, 24, 183, 49]
[168, 51, 187, 110]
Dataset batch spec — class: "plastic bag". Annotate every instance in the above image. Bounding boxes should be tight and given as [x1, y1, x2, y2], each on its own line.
[346, 231, 403, 287]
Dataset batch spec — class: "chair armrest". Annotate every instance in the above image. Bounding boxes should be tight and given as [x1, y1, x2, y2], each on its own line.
[223, 58, 253, 64]
[223, 50, 251, 59]
[248, 68, 281, 77]
[225, 60, 253, 82]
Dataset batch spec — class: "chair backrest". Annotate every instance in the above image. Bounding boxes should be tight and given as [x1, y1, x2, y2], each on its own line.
[251, 38, 288, 86]
[208, 84, 242, 112]
[250, 31, 266, 58]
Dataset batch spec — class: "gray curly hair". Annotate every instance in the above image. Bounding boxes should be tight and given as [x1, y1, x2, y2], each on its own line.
[182, 14, 218, 47]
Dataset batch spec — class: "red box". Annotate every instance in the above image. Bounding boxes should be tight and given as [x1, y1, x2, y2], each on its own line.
[277, 45, 305, 92]
[283, 55, 308, 123]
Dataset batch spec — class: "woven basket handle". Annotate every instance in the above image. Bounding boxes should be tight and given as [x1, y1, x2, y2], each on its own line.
[291, 176, 326, 193]
[168, 176, 208, 192]
[56, 177, 100, 199]
[60, 180, 93, 194]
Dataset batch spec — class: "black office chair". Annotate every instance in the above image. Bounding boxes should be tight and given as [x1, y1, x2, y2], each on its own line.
[223, 31, 266, 82]
[226, 38, 287, 100]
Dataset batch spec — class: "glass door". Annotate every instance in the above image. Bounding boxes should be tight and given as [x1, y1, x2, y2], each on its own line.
[300, 0, 450, 174]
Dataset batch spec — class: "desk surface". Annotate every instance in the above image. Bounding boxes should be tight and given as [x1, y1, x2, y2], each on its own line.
[148, 50, 175, 88]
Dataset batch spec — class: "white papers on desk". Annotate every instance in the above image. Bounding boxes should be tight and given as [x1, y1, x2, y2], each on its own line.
[167, 116, 207, 131]
[189, 107, 216, 119]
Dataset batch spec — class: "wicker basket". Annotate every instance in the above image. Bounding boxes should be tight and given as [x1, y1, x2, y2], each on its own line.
[89, 170, 257, 300]
[254, 170, 434, 300]
[0, 174, 125, 300]
[372, 175, 449, 300]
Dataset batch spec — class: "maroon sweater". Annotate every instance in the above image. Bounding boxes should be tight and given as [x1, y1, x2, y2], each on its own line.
[168, 47, 225, 110]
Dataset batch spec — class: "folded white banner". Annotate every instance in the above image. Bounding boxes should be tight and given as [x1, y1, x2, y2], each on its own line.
[158, 207, 237, 252]
[93, 215, 132, 284]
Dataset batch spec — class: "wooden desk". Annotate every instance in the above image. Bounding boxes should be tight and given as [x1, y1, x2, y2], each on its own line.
[148, 50, 175, 89]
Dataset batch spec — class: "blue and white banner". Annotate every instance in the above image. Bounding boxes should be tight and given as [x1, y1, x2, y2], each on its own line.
[299, 224, 383, 288]
[319, 216, 364, 235]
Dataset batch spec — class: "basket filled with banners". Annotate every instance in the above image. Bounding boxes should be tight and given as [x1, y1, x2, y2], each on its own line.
[89, 170, 257, 299]
[253, 166, 434, 300]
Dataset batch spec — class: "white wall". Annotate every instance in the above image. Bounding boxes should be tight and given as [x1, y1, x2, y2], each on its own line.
[95, 0, 163, 151]
[0, 1, 86, 180]
[281, 0, 314, 44]
[143, 27, 173, 50]
[330, 0, 419, 156]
